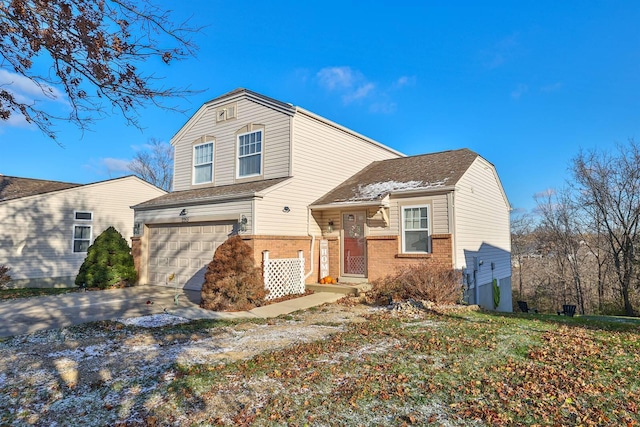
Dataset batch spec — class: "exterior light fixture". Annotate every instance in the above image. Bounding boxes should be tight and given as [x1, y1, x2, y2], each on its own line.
[239, 215, 248, 232]
[283, 206, 290, 213]
[327, 220, 334, 233]
[179, 209, 187, 216]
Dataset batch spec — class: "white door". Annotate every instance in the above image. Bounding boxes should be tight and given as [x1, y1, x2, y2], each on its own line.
[148, 222, 234, 290]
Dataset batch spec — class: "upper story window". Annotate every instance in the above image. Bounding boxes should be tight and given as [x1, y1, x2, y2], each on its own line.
[193, 142, 214, 184]
[401, 205, 430, 253]
[237, 130, 262, 178]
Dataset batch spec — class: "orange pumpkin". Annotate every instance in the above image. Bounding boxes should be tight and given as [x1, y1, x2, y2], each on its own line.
[320, 278, 326, 284]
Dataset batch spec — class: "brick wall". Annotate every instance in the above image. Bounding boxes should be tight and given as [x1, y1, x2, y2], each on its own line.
[242, 235, 319, 284]
[365, 234, 453, 282]
[327, 237, 340, 280]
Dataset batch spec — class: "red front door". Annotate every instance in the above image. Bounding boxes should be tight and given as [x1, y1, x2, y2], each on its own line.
[342, 212, 366, 276]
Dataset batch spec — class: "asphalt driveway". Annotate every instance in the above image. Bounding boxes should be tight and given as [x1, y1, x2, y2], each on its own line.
[0, 285, 202, 338]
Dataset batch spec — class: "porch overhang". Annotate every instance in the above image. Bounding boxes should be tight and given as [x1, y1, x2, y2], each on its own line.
[309, 198, 389, 211]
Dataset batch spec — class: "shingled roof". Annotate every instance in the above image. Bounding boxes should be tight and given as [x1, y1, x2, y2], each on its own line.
[0, 175, 82, 202]
[311, 148, 479, 206]
[133, 177, 291, 209]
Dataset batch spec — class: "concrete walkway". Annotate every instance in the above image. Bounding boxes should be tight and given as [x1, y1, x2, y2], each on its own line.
[0, 285, 345, 338]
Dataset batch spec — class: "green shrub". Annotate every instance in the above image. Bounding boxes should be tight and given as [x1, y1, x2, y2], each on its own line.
[368, 262, 462, 305]
[200, 235, 266, 311]
[75, 226, 137, 289]
[0, 265, 11, 289]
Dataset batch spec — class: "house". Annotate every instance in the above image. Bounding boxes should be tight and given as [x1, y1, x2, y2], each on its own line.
[131, 88, 512, 311]
[0, 175, 166, 288]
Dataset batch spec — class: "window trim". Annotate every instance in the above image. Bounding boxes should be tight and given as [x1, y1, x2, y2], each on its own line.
[72, 224, 92, 253]
[401, 204, 431, 254]
[236, 129, 263, 179]
[192, 141, 214, 185]
[74, 211, 93, 221]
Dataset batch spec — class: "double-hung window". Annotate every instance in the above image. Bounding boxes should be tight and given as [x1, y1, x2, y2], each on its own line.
[72, 211, 93, 253]
[401, 205, 430, 253]
[237, 130, 262, 178]
[193, 142, 214, 184]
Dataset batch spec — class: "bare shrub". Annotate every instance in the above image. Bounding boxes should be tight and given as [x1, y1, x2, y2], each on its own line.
[0, 265, 11, 289]
[368, 263, 462, 305]
[200, 235, 267, 311]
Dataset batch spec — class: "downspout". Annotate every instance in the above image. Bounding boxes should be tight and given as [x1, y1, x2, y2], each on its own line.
[305, 207, 315, 280]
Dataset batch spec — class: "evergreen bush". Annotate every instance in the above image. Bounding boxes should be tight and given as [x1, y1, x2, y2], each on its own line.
[75, 226, 137, 289]
[200, 235, 266, 311]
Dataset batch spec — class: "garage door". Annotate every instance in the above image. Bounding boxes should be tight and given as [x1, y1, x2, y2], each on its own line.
[148, 222, 234, 291]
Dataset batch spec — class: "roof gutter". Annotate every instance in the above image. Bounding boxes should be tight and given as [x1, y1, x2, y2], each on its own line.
[132, 192, 264, 211]
[309, 200, 389, 211]
[388, 185, 457, 198]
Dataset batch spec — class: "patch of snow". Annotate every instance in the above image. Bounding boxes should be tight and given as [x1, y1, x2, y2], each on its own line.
[47, 344, 109, 360]
[351, 179, 448, 201]
[117, 313, 190, 328]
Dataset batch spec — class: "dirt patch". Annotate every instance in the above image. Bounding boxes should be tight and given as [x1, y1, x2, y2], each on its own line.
[0, 301, 375, 426]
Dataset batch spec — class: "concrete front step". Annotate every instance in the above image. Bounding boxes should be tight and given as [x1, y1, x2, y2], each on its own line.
[307, 282, 371, 296]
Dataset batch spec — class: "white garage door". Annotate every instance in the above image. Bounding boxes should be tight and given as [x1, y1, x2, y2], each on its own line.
[148, 222, 234, 291]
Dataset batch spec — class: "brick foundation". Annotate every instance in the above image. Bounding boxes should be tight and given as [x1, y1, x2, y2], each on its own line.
[132, 232, 453, 286]
[365, 234, 453, 282]
[242, 235, 318, 284]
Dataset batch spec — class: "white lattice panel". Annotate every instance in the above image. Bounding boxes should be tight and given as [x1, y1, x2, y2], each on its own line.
[263, 255, 305, 300]
[346, 255, 366, 275]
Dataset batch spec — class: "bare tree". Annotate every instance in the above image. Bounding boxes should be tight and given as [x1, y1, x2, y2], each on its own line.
[572, 140, 640, 316]
[128, 138, 173, 191]
[0, 0, 199, 141]
[510, 211, 535, 298]
[535, 188, 587, 314]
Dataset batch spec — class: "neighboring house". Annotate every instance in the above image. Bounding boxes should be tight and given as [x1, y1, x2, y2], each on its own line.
[132, 88, 512, 311]
[0, 175, 166, 288]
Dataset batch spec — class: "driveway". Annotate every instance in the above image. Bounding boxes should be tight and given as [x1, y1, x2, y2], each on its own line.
[0, 285, 202, 338]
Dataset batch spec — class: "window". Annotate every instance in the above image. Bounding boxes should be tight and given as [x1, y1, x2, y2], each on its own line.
[237, 130, 262, 177]
[73, 225, 92, 253]
[193, 142, 214, 184]
[74, 211, 92, 220]
[401, 205, 430, 253]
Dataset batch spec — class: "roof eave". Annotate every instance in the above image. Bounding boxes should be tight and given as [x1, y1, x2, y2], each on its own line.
[388, 185, 457, 197]
[309, 199, 390, 211]
[133, 191, 264, 211]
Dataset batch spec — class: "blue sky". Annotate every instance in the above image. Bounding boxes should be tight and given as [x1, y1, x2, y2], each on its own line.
[1, 1, 639, 213]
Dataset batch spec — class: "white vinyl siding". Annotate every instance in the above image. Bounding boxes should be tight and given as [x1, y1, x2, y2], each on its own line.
[402, 206, 429, 253]
[453, 157, 511, 281]
[255, 112, 400, 236]
[373, 194, 448, 238]
[193, 142, 214, 184]
[172, 98, 291, 191]
[0, 177, 166, 285]
[237, 130, 262, 177]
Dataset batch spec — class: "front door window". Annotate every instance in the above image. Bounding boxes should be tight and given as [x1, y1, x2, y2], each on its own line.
[342, 212, 366, 276]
